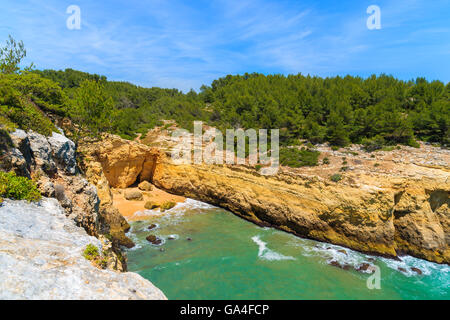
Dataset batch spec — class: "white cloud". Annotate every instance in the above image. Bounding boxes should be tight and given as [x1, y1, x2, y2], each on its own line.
[1, 0, 448, 91]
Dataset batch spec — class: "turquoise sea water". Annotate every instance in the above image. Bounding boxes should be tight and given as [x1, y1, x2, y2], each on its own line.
[126, 199, 450, 300]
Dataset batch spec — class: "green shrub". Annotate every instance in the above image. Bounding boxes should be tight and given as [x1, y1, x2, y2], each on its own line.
[279, 147, 320, 168]
[381, 146, 395, 152]
[83, 244, 99, 261]
[362, 135, 386, 152]
[0, 73, 66, 135]
[322, 157, 330, 165]
[330, 174, 342, 182]
[0, 171, 41, 202]
[407, 139, 420, 148]
[331, 146, 339, 151]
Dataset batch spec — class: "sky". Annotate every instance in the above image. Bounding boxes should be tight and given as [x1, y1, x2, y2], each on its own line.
[1, 0, 449, 91]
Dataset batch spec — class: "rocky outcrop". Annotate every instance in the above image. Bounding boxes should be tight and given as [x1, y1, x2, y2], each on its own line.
[152, 161, 449, 264]
[80, 134, 450, 264]
[78, 134, 164, 247]
[0, 198, 166, 300]
[79, 134, 160, 188]
[4, 129, 130, 269]
[47, 132, 77, 175]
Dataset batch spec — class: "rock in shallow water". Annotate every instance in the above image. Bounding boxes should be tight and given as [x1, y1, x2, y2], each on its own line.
[0, 199, 166, 300]
[146, 235, 163, 245]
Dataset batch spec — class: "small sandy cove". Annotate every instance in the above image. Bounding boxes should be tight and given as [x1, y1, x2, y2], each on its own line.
[112, 185, 185, 221]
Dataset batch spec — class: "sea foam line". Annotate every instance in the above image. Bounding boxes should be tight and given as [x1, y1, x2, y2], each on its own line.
[252, 235, 295, 261]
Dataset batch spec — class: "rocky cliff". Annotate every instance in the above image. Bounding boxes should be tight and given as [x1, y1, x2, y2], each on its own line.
[153, 162, 449, 264]
[82, 134, 449, 264]
[0, 129, 166, 299]
[78, 134, 163, 248]
[4, 129, 136, 252]
[0, 198, 166, 300]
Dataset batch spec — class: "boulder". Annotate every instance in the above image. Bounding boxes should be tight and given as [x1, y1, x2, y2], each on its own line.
[39, 180, 56, 198]
[411, 267, 423, 275]
[47, 132, 77, 175]
[355, 263, 371, 272]
[160, 201, 176, 211]
[138, 181, 153, 191]
[146, 235, 163, 245]
[328, 260, 351, 270]
[144, 201, 159, 210]
[147, 223, 157, 230]
[124, 190, 143, 201]
[27, 131, 56, 174]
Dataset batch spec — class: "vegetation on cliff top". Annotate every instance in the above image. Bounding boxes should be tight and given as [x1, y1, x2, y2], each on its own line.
[35, 68, 449, 149]
[0, 35, 67, 136]
[1, 35, 449, 163]
[0, 171, 41, 202]
[279, 147, 320, 167]
[83, 244, 107, 269]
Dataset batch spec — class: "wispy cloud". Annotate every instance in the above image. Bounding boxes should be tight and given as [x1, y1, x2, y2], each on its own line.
[0, 0, 449, 91]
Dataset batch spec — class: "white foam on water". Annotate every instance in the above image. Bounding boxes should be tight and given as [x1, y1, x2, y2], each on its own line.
[252, 235, 295, 261]
[129, 198, 216, 220]
[380, 255, 450, 279]
[173, 198, 217, 212]
[125, 225, 144, 250]
[166, 234, 179, 240]
[287, 238, 376, 271]
[288, 236, 450, 280]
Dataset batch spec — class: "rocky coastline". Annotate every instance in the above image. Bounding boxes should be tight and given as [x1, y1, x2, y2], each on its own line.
[80, 133, 449, 265]
[1, 126, 448, 299]
[0, 129, 166, 299]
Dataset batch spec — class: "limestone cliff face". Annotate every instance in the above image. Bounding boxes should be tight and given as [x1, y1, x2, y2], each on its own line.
[79, 134, 163, 248]
[0, 198, 166, 300]
[152, 162, 449, 264]
[83, 134, 450, 264]
[80, 134, 160, 188]
[3, 129, 129, 270]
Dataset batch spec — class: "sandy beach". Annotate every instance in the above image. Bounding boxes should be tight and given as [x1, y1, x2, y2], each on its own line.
[112, 185, 186, 221]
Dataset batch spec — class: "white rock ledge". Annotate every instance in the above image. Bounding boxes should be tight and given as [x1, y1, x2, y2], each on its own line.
[0, 198, 166, 300]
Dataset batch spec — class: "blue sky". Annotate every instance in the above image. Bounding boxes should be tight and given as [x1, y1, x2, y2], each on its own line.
[1, 0, 449, 91]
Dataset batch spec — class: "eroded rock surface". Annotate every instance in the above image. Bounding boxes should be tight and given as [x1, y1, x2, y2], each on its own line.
[0, 199, 166, 300]
[81, 134, 449, 264]
[4, 129, 132, 267]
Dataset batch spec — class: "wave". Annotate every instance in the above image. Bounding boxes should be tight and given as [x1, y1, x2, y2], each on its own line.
[252, 235, 295, 261]
[166, 234, 179, 240]
[381, 255, 450, 279]
[174, 198, 217, 211]
[130, 198, 217, 220]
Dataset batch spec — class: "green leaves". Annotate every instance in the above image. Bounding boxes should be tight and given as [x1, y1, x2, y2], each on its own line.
[0, 73, 64, 136]
[0, 171, 41, 202]
[0, 35, 33, 75]
[31, 66, 449, 149]
[279, 147, 320, 167]
[71, 80, 115, 135]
